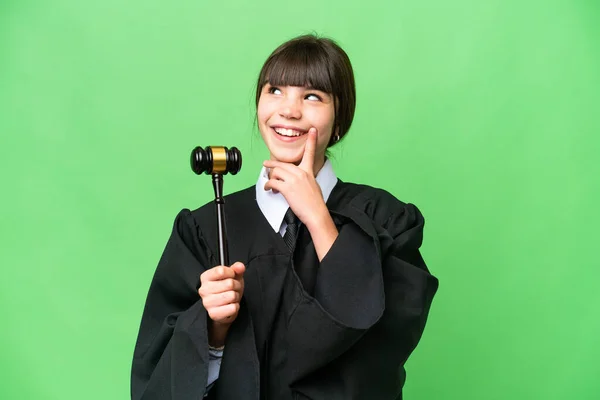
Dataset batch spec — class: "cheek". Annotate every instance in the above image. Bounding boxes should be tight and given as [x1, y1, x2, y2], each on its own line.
[256, 110, 272, 139]
[316, 123, 334, 152]
[307, 108, 334, 132]
[256, 106, 266, 125]
[256, 98, 271, 124]
[316, 111, 335, 140]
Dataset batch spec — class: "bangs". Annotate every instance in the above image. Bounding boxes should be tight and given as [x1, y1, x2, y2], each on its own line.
[258, 43, 334, 94]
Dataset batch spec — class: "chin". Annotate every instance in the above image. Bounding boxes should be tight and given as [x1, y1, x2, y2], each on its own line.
[273, 156, 302, 165]
[270, 150, 302, 164]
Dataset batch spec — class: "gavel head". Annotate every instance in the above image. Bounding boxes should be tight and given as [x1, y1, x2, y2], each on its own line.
[190, 146, 242, 175]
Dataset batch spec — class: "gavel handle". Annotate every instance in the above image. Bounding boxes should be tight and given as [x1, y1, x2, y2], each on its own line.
[212, 173, 229, 266]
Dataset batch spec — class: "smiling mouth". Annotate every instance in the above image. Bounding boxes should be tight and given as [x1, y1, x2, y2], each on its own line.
[273, 127, 306, 137]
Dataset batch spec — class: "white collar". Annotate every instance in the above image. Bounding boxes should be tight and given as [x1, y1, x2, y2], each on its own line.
[255, 159, 338, 233]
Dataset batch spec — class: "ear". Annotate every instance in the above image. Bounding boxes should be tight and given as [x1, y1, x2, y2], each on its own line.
[328, 126, 341, 147]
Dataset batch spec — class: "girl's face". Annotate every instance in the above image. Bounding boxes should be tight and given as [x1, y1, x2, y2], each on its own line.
[257, 83, 336, 171]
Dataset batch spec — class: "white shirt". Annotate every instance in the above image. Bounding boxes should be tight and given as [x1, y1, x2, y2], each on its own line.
[255, 158, 338, 235]
[205, 159, 338, 393]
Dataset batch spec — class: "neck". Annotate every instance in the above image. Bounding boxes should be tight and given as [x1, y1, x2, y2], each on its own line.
[312, 158, 326, 176]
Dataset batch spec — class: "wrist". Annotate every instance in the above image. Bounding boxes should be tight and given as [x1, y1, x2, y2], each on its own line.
[208, 319, 231, 348]
[304, 205, 333, 232]
[305, 209, 339, 261]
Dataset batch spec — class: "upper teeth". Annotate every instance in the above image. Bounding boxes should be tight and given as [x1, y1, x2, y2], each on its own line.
[274, 127, 304, 137]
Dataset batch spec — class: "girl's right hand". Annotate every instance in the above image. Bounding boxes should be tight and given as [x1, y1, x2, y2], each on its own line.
[198, 262, 245, 344]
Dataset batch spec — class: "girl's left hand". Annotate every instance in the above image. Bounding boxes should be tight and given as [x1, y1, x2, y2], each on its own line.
[263, 128, 328, 231]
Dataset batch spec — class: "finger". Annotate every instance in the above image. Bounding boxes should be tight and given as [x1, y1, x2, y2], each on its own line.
[230, 262, 246, 277]
[263, 161, 301, 176]
[207, 303, 240, 322]
[299, 128, 317, 173]
[198, 278, 242, 296]
[264, 179, 285, 193]
[201, 290, 241, 308]
[200, 265, 235, 284]
[268, 166, 296, 183]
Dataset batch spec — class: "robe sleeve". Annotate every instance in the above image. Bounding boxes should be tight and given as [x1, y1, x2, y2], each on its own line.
[288, 199, 439, 399]
[131, 209, 216, 400]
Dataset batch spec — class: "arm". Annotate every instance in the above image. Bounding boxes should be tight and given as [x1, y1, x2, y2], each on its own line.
[131, 210, 214, 400]
[289, 202, 439, 399]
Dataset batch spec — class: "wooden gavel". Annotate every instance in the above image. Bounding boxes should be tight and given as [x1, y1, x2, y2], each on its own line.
[190, 146, 242, 266]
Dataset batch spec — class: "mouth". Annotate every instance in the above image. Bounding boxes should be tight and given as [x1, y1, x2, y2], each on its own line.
[272, 126, 307, 138]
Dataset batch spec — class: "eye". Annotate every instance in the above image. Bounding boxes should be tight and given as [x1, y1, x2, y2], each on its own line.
[268, 86, 282, 95]
[305, 93, 322, 101]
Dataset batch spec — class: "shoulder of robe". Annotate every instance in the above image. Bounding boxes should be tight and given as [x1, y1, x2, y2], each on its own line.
[186, 186, 255, 232]
[332, 181, 423, 237]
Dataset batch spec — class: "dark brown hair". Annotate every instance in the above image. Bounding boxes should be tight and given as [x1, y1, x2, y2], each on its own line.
[255, 34, 356, 146]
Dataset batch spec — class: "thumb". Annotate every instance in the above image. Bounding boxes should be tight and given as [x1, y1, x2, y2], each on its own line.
[230, 262, 246, 277]
[300, 128, 317, 173]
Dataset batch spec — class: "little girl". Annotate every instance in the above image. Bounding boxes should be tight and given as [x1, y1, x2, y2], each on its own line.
[131, 34, 438, 400]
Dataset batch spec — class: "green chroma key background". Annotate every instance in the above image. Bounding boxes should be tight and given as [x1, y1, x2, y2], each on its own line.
[1, 0, 598, 398]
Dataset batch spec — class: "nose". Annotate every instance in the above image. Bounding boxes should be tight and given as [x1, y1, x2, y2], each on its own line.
[279, 96, 302, 119]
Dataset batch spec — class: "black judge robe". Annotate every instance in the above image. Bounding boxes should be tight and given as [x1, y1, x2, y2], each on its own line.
[131, 180, 438, 400]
